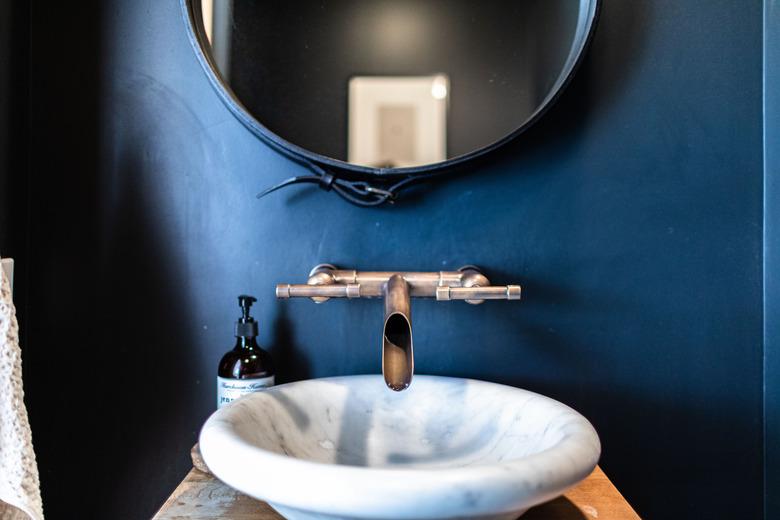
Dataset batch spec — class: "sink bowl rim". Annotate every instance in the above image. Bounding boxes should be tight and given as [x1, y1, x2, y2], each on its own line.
[199, 374, 601, 519]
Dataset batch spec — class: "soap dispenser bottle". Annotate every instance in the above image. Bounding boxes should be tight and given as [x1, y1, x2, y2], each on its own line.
[217, 295, 275, 408]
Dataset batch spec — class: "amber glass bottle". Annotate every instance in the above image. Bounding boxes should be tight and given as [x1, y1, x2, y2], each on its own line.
[216, 295, 275, 408]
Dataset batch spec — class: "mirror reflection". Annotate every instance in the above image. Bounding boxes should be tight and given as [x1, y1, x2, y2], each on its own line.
[200, 1, 582, 168]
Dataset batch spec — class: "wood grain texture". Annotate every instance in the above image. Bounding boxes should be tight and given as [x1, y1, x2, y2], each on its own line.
[0, 503, 33, 520]
[190, 443, 209, 474]
[523, 467, 640, 520]
[153, 465, 640, 520]
[153, 469, 278, 520]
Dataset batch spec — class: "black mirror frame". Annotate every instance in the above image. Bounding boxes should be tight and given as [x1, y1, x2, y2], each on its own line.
[180, 0, 601, 206]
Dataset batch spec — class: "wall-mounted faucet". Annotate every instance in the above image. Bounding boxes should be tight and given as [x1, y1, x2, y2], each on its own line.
[276, 265, 522, 391]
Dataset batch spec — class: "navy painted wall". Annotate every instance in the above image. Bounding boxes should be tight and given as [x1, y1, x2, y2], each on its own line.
[0, 0, 28, 270]
[5, 0, 766, 518]
[764, 0, 779, 517]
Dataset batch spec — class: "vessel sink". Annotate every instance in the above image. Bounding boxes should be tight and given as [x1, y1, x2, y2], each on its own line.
[199, 375, 600, 520]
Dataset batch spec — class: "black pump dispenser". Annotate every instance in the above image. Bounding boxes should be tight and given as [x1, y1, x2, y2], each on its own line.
[235, 295, 258, 338]
[217, 294, 275, 408]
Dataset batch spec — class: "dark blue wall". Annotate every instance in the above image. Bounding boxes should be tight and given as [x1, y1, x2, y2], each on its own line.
[9, 0, 766, 519]
[0, 0, 28, 267]
[764, 0, 779, 517]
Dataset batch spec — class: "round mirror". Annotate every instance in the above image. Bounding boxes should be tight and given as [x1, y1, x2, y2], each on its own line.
[182, 0, 599, 199]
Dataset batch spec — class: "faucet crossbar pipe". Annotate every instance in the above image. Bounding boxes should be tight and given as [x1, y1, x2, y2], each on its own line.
[276, 267, 522, 304]
[276, 283, 522, 301]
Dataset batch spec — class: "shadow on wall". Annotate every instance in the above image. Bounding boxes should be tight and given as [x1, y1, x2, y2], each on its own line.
[270, 304, 311, 383]
[88, 66, 249, 516]
[93, 149, 203, 517]
[27, 126, 204, 517]
[26, 32, 212, 519]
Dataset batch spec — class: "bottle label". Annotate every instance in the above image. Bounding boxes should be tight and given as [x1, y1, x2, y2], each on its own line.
[217, 375, 275, 409]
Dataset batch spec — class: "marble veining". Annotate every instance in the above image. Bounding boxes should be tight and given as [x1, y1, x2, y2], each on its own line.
[199, 375, 600, 520]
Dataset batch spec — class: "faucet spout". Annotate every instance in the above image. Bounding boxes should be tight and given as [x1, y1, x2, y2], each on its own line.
[382, 274, 413, 391]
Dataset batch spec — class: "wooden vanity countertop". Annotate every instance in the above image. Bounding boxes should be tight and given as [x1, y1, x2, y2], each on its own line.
[153, 448, 641, 520]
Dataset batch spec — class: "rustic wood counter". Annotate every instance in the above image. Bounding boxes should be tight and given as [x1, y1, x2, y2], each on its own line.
[154, 454, 640, 520]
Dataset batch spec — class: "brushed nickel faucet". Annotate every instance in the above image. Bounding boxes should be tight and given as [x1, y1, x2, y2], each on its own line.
[276, 265, 522, 391]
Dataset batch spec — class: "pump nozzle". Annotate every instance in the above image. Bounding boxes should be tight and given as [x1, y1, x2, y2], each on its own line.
[236, 295, 259, 337]
[238, 295, 257, 318]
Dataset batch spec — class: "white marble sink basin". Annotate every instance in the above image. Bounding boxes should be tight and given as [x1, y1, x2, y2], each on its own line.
[199, 375, 600, 520]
